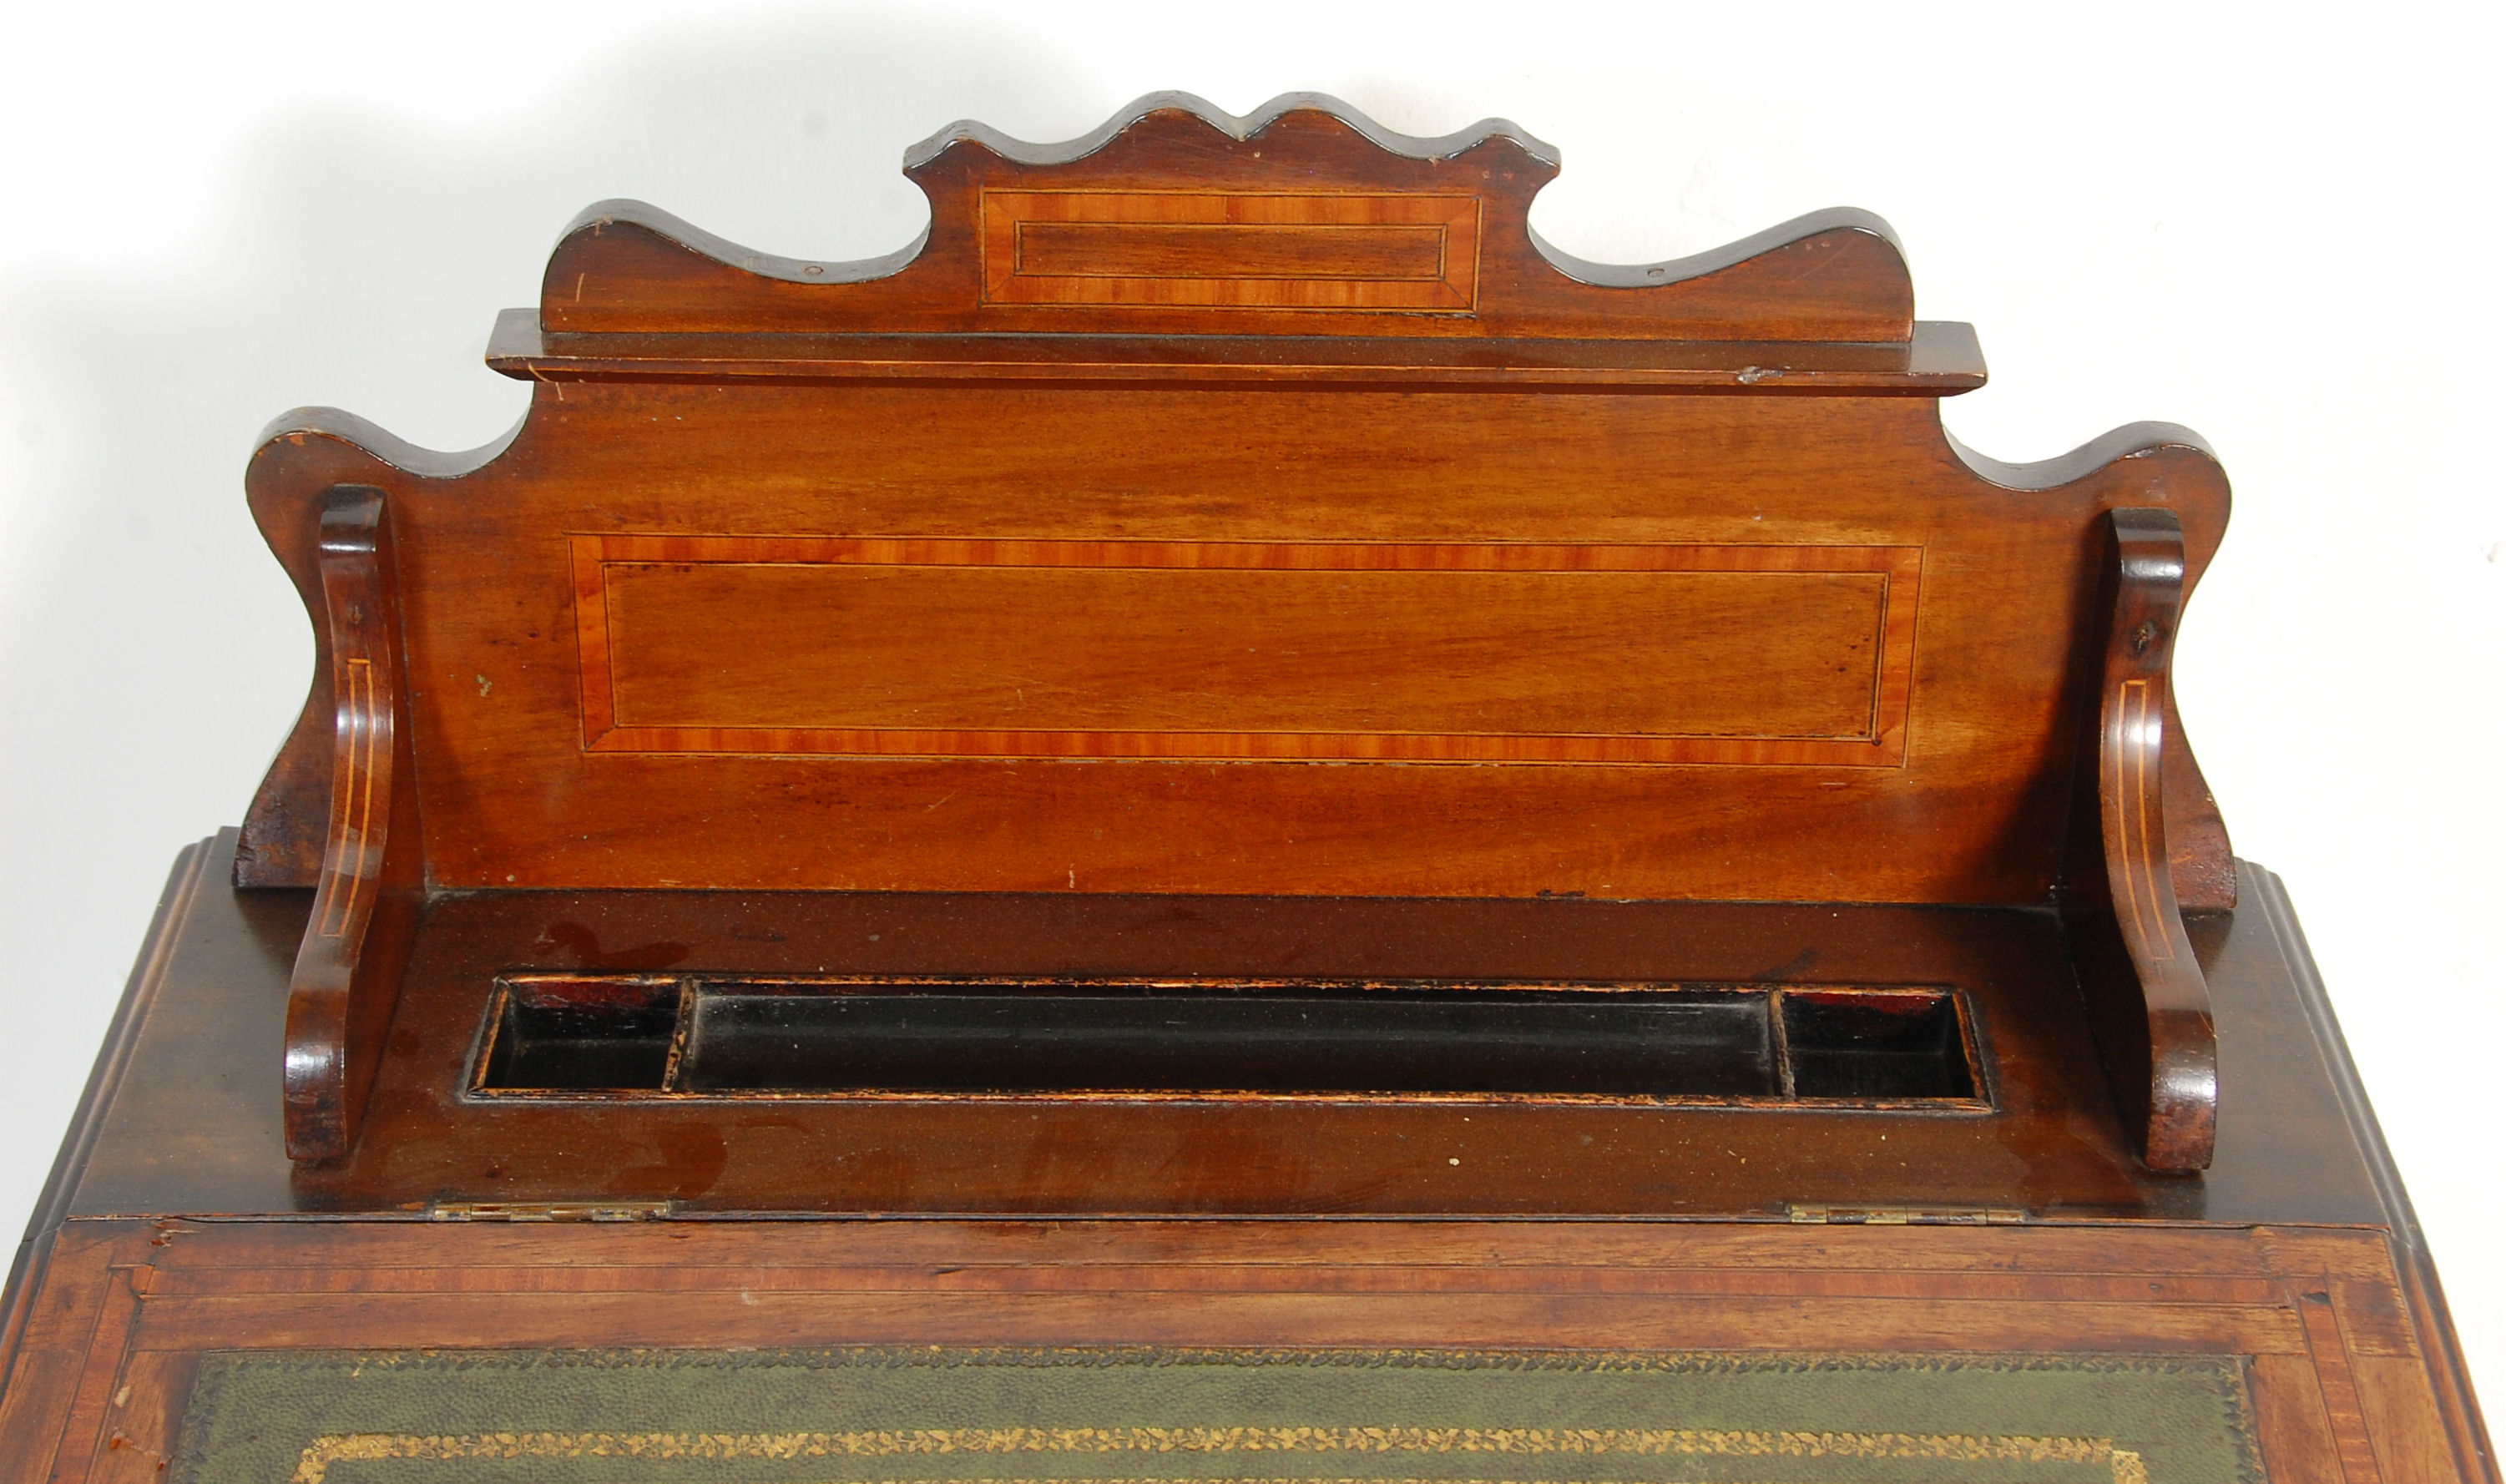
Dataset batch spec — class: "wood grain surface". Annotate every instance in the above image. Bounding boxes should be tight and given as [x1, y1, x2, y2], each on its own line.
[51, 840, 2378, 1224]
[239, 392, 2232, 905]
[2063, 509, 2219, 1171]
[980, 188, 1485, 310]
[575, 535, 1917, 765]
[0, 1217, 2486, 1484]
[538, 94, 1914, 341]
[233, 93, 2232, 911]
[279, 488, 421, 1162]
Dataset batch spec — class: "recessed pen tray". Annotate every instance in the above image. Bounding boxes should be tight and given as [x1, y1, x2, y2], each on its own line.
[472, 974, 1987, 1108]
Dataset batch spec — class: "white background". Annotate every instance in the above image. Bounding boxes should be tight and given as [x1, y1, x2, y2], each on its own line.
[1, 0, 2497, 1415]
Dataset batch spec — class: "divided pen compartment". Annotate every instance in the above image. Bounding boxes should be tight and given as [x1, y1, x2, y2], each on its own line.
[472, 973, 1987, 1108]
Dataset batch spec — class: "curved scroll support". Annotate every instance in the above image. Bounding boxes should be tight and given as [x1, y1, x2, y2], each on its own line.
[282, 487, 422, 1161]
[1953, 423, 2238, 914]
[2065, 507, 2219, 1171]
[236, 411, 518, 889]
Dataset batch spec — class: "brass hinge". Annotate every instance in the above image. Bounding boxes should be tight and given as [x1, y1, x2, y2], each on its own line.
[426, 1200, 673, 1224]
[1788, 1203, 2027, 1225]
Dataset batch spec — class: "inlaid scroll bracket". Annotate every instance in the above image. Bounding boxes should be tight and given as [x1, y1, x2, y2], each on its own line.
[283, 487, 422, 1161]
[2064, 507, 2219, 1172]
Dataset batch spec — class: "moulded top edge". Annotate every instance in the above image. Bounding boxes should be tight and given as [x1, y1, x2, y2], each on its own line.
[486, 310, 1984, 395]
[538, 94, 1916, 344]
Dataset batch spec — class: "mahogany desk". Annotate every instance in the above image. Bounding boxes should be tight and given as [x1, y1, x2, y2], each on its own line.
[0, 93, 2490, 1484]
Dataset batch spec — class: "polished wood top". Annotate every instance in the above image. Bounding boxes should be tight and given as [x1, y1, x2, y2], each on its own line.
[70, 836, 2343, 1223]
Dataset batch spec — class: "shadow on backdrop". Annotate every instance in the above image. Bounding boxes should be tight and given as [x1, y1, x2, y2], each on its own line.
[0, 5, 1174, 1233]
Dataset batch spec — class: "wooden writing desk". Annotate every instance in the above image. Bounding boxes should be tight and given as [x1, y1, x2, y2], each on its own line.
[0, 93, 2489, 1484]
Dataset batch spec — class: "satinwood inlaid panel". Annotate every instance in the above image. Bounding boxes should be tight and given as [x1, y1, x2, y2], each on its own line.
[238, 386, 2235, 901]
[571, 535, 1918, 765]
[982, 190, 1483, 310]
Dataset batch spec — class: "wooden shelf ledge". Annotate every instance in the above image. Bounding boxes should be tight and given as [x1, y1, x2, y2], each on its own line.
[486, 310, 1986, 393]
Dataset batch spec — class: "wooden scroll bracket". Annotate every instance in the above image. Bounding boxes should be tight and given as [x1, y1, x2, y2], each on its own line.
[283, 487, 422, 1161]
[2064, 507, 2219, 1173]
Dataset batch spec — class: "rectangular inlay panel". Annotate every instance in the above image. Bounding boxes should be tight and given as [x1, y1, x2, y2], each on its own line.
[981, 190, 1482, 310]
[570, 536, 1921, 765]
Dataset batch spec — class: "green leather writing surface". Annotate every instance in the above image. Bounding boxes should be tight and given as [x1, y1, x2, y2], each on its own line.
[169, 1348, 2262, 1484]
